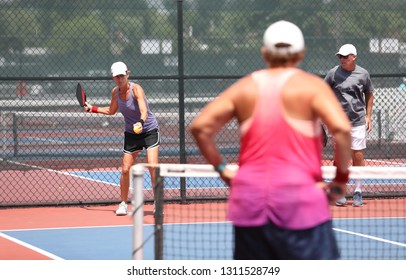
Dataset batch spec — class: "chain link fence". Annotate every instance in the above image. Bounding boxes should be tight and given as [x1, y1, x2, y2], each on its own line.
[1, 0, 405, 207]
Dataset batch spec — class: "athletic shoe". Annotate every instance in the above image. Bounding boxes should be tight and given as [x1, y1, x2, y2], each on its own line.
[335, 197, 347, 206]
[352, 192, 363, 207]
[115, 201, 128, 216]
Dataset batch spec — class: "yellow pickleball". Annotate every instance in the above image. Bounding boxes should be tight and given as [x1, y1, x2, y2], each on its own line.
[133, 124, 142, 134]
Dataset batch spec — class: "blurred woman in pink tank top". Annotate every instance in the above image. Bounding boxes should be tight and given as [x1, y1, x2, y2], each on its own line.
[190, 20, 351, 260]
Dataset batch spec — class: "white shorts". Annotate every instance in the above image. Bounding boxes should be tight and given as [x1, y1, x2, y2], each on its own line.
[351, 125, 366, 150]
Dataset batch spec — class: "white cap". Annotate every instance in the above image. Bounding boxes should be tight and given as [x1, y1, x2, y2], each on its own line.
[111, 61, 128, 77]
[336, 44, 357, 56]
[263, 20, 305, 55]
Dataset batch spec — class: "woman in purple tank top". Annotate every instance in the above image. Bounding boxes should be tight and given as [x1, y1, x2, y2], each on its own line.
[84, 61, 160, 216]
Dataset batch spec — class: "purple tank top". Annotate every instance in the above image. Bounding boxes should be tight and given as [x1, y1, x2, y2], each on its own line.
[116, 82, 158, 133]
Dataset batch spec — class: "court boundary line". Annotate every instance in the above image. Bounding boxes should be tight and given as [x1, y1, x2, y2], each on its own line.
[0, 224, 131, 232]
[333, 228, 406, 248]
[0, 223, 229, 232]
[365, 159, 405, 166]
[5, 159, 119, 187]
[3, 217, 403, 231]
[66, 171, 119, 187]
[73, 169, 231, 189]
[333, 217, 406, 220]
[0, 232, 64, 260]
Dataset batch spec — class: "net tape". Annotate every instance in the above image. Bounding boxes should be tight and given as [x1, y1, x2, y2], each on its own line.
[133, 164, 406, 179]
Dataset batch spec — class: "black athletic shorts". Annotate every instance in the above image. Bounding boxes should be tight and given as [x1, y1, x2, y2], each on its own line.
[123, 128, 160, 154]
[233, 220, 339, 260]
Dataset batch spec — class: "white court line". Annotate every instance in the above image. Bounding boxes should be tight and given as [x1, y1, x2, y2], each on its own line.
[27, 136, 69, 145]
[333, 228, 406, 248]
[1, 224, 131, 232]
[0, 232, 64, 260]
[6, 160, 119, 187]
[365, 159, 405, 166]
[7, 159, 74, 176]
[334, 217, 406, 220]
[66, 172, 119, 187]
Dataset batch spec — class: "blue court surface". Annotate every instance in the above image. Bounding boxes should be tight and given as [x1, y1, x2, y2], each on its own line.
[1, 218, 405, 260]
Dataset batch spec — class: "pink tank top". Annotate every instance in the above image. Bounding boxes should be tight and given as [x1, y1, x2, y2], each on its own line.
[228, 69, 330, 230]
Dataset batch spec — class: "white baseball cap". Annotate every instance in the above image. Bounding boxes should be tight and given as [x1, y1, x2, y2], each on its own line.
[263, 20, 305, 55]
[336, 44, 357, 56]
[111, 61, 128, 77]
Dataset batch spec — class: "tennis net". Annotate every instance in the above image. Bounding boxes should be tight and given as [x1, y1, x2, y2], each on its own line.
[131, 164, 406, 260]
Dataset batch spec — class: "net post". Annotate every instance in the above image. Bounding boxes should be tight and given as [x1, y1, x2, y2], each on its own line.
[384, 109, 391, 158]
[131, 164, 145, 260]
[377, 110, 381, 147]
[1, 111, 7, 160]
[154, 166, 164, 260]
[180, 177, 187, 203]
[12, 112, 17, 157]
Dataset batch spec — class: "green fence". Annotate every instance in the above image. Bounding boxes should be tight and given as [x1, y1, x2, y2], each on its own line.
[1, 0, 405, 206]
